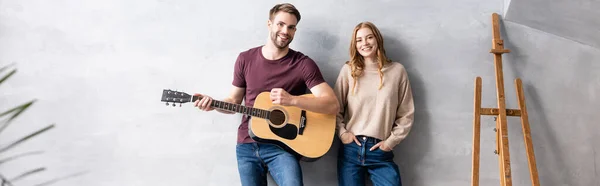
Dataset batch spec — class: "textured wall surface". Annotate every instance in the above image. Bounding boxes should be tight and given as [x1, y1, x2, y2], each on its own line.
[0, 0, 598, 185]
[506, 0, 600, 48]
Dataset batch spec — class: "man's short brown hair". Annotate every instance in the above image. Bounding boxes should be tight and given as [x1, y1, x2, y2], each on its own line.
[269, 3, 301, 23]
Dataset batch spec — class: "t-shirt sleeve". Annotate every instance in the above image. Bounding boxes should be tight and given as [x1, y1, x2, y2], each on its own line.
[232, 53, 246, 88]
[301, 58, 326, 89]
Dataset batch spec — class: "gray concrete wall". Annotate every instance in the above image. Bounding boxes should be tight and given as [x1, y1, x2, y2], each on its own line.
[501, 21, 600, 186]
[502, 0, 600, 185]
[506, 0, 600, 49]
[0, 0, 598, 185]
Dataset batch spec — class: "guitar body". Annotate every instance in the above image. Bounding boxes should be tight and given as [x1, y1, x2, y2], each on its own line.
[160, 89, 335, 161]
[248, 92, 335, 161]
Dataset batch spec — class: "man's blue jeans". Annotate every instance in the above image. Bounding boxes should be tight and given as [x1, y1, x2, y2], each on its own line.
[338, 136, 402, 186]
[236, 142, 302, 186]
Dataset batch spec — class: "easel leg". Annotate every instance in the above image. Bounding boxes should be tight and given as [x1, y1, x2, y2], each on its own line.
[472, 77, 482, 186]
[515, 78, 540, 186]
[492, 13, 513, 183]
[493, 52, 513, 186]
[496, 118, 506, 186]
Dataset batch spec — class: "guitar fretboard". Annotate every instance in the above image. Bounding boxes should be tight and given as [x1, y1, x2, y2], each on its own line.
[192, 96, 270, 119]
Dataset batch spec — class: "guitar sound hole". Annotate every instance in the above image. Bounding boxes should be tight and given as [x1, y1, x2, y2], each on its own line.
[269, 109, 286, 126]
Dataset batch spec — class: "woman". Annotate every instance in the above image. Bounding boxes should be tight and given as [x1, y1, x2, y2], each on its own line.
[334, 21, 415, 186]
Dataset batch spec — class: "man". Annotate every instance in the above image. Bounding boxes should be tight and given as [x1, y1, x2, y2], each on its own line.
[194, 3, 339, 186]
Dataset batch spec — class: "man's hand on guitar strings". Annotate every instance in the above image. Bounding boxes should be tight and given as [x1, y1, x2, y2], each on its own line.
[270, 88, 296, 106]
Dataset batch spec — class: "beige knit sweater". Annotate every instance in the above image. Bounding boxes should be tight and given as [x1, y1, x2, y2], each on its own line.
[334, 61, 415, 149]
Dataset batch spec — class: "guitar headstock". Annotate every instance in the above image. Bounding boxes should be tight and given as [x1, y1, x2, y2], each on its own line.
[161, 89, 192, 107]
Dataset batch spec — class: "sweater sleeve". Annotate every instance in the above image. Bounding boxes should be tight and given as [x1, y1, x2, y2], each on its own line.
[334, 65, 350, 138]
[384, 66, 415, 149]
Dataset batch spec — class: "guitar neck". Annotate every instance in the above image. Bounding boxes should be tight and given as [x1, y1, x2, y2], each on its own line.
[192, 95, 270, 119]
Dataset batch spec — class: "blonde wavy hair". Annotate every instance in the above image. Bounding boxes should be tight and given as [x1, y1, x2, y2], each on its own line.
[346, 21, 390, 94]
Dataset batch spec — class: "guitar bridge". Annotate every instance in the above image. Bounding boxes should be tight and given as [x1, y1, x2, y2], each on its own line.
[298, 110, 306, 135]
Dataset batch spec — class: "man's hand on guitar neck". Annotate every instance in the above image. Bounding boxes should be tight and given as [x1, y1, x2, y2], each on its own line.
[194, 93, 215, 111]
[194, 86, 245, 115]
[193, 94, 235, 114]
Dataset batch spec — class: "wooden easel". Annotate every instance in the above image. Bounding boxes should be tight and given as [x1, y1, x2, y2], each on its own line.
[471, 13, 540, 186]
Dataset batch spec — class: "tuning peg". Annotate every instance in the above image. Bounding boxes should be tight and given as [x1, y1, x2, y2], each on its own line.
[172, 103, 176, 107]
[179, 103, 182, 107]
[165, 102, 169, 106]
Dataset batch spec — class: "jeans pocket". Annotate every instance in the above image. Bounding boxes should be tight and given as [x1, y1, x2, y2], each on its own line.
[379, 147, 392, 153]
[340, 143, 358, 154]
[371, 147, 394, 161]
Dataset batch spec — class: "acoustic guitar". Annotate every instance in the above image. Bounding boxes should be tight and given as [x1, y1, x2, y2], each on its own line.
[160, 89, 336, 161]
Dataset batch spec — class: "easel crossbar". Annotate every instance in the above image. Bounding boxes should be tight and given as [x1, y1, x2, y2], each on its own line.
[480, 108, 521, 116]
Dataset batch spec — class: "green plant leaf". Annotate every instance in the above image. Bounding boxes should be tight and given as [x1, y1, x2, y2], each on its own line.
[0, 63, 16, 74]
[0, 151, 44, 165]
[0, 124, 55, 153]
[0, 174, 15, 186]
[10, 167, 46, 182]
[0, 69, 16, 86]
[33, 171, 89, 186]
[0, 100, 36, 134]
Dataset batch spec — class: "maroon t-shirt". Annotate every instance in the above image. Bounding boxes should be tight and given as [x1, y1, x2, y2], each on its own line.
[232, 46, 325, 144]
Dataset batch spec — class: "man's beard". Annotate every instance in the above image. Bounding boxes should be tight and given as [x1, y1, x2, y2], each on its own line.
[270, 31, 293, 49]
